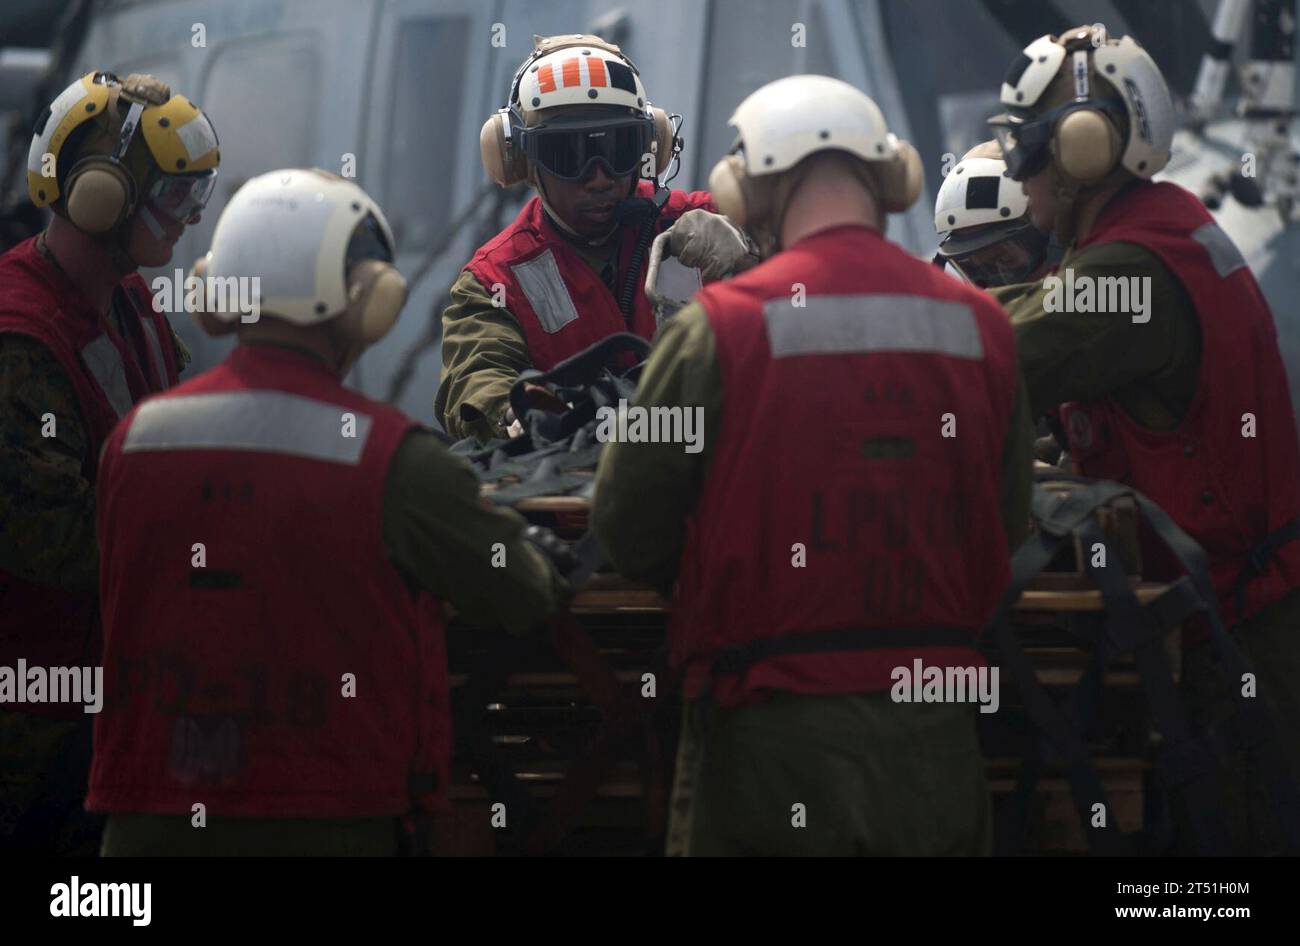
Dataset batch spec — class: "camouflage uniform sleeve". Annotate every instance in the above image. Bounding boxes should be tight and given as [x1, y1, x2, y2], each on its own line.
[592, 302, 721, 596]
[989, 241, 1200, 426]
[0, 334, 98, 593]
[382, 429, 562, 633]
[434, 270, 532, 442]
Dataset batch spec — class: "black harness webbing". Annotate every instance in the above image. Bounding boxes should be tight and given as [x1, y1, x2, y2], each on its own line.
[566, 530, 610, 591]
[506, 331, 650, 428]
[1231, 516, 1300, 621]
[454, 334, 651, 505]
[987, 518, 1134, 855]
[992, 473, 1300, 855]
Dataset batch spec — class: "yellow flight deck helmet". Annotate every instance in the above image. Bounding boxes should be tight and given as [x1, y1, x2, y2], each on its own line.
[27, 71, 220, 237]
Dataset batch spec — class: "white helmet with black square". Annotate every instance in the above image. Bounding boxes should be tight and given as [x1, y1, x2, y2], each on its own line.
[934, 156, 1028, 237]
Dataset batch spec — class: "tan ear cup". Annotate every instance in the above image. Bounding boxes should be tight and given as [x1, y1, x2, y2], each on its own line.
[1053, 109, 1121, 184]
[877, 139, 924, 214]
[649, 107, 675, 178]
[347, 259, 408, 345]
[479, 111, 529, 187]
[708, 154, 752, 228]
[64, 160, 134, 233]
[186, 255, 238, 338]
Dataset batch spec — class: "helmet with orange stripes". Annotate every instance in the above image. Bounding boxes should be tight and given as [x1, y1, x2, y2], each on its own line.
[479, 34, 680, 187]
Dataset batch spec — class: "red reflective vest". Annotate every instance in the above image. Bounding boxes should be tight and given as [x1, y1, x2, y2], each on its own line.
[467, 181, 715, 370]
[1061, 181, 1300, 626]
[674, 224, 1020, 707]
[87, 344, 449, 817]
[0, 236, 179, 718]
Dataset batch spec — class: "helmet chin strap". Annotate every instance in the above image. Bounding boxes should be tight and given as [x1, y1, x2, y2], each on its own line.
[1049, 162, 1131, 246]
[97, 216, 141, 275]
[1051, 167, 1085, 246]
[86, 203, 163, 275]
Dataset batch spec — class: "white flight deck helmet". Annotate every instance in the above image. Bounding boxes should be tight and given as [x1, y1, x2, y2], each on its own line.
[708, 74, 922, 250]
[479, 34, 682, 242]
[934, 144, 1047, 288]
[987, 26, 1174, 241]
[480, 34, 676, 187]
[190, 169, 407, 346]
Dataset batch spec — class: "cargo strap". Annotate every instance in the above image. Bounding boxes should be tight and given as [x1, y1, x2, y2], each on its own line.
[506, 331, 650, 433]
[566, 530, 610, 590]
[1114, 484, 1300, 853]
[453, 603, 667, 856]
[1231, 516, 1300, 622]
[993, 473, 1300, 855]
[454, 334, 650, 505]
[992, 480, 1206, 854]
[452, 524, 670, 855]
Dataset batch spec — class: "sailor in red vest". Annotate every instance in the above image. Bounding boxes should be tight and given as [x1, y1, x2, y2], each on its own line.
[0, 71, 219, 854]
[88, 170, 561, 856]
[436, 32, 753, 442]
[989, 26, 1300, 854]
[593, 76, 1033, 855]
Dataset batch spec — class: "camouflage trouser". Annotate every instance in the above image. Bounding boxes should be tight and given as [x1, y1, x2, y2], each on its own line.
[666, 690, 992, 856]
[1175, 591, 1300, 855]
[0, 710, 102, 855]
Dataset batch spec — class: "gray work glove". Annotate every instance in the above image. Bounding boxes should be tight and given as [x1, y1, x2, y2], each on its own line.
[665, 209, 761, 281]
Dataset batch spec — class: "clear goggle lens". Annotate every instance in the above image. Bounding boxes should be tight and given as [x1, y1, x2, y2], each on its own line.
[147, 170, 217, 223]
[945, 223, 1049, 289]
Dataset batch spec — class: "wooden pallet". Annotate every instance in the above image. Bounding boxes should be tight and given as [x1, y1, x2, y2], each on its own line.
[445, 576, 1178, 856]
[447, 484, 1169, 855]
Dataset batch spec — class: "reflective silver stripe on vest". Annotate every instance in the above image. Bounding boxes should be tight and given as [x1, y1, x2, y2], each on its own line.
[763, 294, 983, 360]
[510, 249, 579, 334]
[1192, 222, 1247, 279]
[122, 391, 372, 464]
[139, 318, 169, 387]
[80, 333, 134, 418]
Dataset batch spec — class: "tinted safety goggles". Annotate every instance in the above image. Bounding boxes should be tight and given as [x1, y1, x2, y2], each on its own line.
[146, 170, 217, 224]
[938, 219, 1049, 289]
[521, 116, 653, 180]
[988, 99, 1126, 181]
